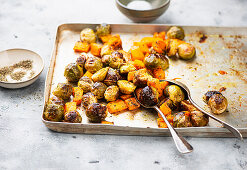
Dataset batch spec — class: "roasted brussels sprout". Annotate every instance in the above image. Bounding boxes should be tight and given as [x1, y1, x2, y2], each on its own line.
[203, 91, 222, 103]
[76, 54, 87, 69]
[120, 64, 136, 74]
[80, 28, 96, 43]
[49, 96, 65, 106]
[167, 26, 185, 40]
[166, 39, 183, 57]
[138, 86, 159, 107]
[86, 103, 107, 123]
[104, 68, 121, 86]
[91, 67, 109, 82]
[64, 63, 83, 82]
[64, 110, 82, 123]
[133, 69, 153, 87]
[144, 53, 169, 70]
[81, 92, 98, 108]
[109, 51, 125, 69]
[165, 85, 185, 105]
[85, 57, 103, 74]
[78, 76, 93, 93]
[44, 104, 64, 122]
[117, 80, 136, 95]
[96, 23, 111, 38]
[190, 111, 209, 127]
[173, 111, 192, 128]
[208, 94, 228, 114]
[104, 85, 119, 102]
[101, 54, 111, 66]
[52, 83, 73, 100]
[101, 44, 112, 57]
[178, 43, 196, 60]
[91, 82, 107, 99]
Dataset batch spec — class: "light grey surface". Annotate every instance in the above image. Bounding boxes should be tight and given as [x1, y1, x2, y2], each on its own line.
[0, 0, 247, 169]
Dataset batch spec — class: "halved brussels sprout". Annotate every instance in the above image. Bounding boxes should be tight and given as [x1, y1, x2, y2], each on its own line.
[78, 76, 93, 93]
[167, 26, 185, 40]
[178, 43, 196, 60]
[104, 85, 119, 102]
[86, 103, 107, 123]
[85, 57, 103, 74]
[133, 69, 152, 87]
[173, 111, 192, 128]
[44, 104, 64, 122]
[144, 53, 169, 70]
[64, 110, 82, 123]
[80, 28, 96, 43]
[76, 54, 87, 69]
[166, 39, 183, 57]
[81, 92, 98, 108]
[117, 80, 136, 95]
[91, 82, 107, 99]
[190, 111, 209, 127]
[49, 96, 65, 106]
[64, 63, 83, 82]
[104, 68, 121, 86]
[91, 67, 109, 82]
[208, 94, 228, 114]
[96, 23, 111, 38]
[101, 54, 111, 66]
[165, 85, 185, 105]
[109, 51, 125, 69]
[120, 64, 136, 74]
[138, 86, 159, 107]
[203, 91, 222, 103]
[52, 83, 73, 100]
[101, 44, 112, 57]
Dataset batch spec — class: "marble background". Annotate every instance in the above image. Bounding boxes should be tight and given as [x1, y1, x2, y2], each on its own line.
[0, 0, 247, 169]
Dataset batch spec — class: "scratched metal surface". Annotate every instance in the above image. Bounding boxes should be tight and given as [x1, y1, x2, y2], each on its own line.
[42, 24, 247, 136]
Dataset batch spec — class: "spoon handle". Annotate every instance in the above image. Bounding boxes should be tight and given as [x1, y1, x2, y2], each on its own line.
[188, 97, 243, 140]
[154, 106, 193, 154]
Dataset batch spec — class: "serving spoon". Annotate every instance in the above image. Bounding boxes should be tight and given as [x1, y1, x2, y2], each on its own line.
[160, 80, 243, 140]
[134, 88, 194, 154]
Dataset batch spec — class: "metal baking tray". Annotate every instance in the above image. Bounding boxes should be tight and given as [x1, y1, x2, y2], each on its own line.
[42, 23, 247, 137]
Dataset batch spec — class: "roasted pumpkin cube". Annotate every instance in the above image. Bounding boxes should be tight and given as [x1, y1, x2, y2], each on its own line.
[107, 99, 128, 114]
[73, 41, 90, 53]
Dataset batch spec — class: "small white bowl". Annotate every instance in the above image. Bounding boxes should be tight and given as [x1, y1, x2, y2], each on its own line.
[0, 48, 44, 89]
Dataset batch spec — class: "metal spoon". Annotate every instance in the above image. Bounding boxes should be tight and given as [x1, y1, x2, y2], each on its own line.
[161, 79, 243, 140]
[134, 89, 193, 154]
